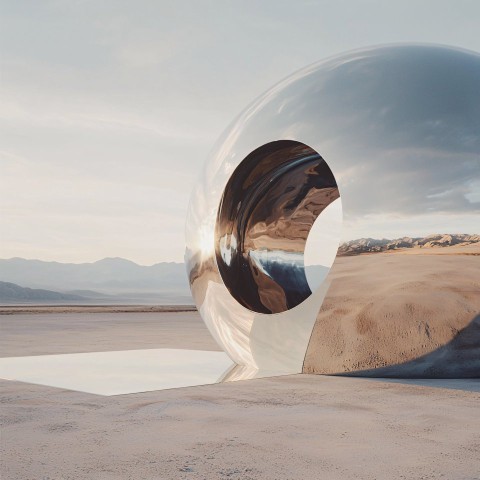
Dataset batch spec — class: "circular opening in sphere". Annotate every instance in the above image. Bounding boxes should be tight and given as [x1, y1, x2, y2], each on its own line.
[215, 140, 341, 314]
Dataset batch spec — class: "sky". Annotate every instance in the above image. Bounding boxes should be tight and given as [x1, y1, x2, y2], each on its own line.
[1, 0, 480, 265]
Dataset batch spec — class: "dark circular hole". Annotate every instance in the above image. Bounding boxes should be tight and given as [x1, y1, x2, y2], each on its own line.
[215, 140, 339, 314]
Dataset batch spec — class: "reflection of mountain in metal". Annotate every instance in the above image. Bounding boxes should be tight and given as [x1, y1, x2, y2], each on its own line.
[215, 140, 339, 314]
[186, 44, 480, 378]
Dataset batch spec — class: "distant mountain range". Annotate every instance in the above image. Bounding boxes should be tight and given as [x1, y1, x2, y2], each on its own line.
[0, 281, 86, 302]
[0, 257, 192, 305]
[2, 235, 478, 303]
[337, 234, 480, 256]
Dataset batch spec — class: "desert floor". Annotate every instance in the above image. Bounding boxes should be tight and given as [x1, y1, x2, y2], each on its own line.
[1, 310, 479, 480]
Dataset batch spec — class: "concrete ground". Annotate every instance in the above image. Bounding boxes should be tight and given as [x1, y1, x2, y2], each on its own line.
[1, 311, 479, 480]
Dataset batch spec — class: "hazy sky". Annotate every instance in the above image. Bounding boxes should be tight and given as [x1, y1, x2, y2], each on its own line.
[1, 1, 480, 265]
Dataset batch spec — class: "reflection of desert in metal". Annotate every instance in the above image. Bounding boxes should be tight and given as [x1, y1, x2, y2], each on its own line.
[215, 140, 339, 314]
[304, 239, 480, 377]
[187, 256, 220, 308]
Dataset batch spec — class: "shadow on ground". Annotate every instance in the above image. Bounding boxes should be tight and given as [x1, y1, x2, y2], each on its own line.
[338, 314, 480, 382]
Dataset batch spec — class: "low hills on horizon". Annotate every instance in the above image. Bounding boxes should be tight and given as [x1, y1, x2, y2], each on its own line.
[0, 257, 191, 305]
[1, 234, 478, 304]
[0, 281, 87, 303]
[337, 233, 479, 256]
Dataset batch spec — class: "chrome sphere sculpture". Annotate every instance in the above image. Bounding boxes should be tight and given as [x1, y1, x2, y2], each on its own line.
[186, 44, 480, 378]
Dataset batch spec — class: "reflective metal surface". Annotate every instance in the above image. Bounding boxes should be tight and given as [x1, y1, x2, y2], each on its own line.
[0, 349, 294, 396]
[186, 44, 480, 377]
[215, 140, 339, 314]
[0, 349, 234, 396]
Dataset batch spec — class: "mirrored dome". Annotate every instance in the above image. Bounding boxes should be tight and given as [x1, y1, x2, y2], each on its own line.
[186, 44, 480, 378]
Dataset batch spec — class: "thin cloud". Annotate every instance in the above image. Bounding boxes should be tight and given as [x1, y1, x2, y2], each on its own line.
[1, 2, 480, 263]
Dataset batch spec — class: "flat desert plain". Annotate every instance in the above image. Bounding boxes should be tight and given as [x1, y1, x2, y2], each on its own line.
[1, 308, 480, 480]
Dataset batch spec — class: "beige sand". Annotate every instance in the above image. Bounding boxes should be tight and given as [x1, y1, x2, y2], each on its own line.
[0, 311, 219, 357]
[304, 244, 480, 377]
[387, 242, 480, 256]
[2, 370, 479, 479]
[2, 311, 480, 479]
[0, 305, 196, 315]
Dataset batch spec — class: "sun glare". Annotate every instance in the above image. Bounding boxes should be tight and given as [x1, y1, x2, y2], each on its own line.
[198, 224, 215, 258]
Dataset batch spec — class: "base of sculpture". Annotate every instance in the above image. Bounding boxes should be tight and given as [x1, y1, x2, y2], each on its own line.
[0, 349, 294, 396]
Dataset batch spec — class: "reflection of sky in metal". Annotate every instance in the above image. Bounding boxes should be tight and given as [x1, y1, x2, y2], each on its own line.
[218, 233, 237, 266]
[0, 349, 292, 395]
[249, 249, 304, 279]
[304, 197, 342, 267]
[186, 45, 480, 251]
[0, 349, 234, 396]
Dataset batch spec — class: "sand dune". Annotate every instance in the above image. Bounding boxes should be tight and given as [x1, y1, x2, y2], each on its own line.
[304, 243, 480, 377]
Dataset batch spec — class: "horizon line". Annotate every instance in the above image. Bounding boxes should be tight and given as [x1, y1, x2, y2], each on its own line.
[2, 233, 478, 266]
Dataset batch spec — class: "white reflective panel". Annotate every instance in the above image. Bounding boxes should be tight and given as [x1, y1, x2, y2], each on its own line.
[0, 349, 234, 396]
[304, 197, 343, 292]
